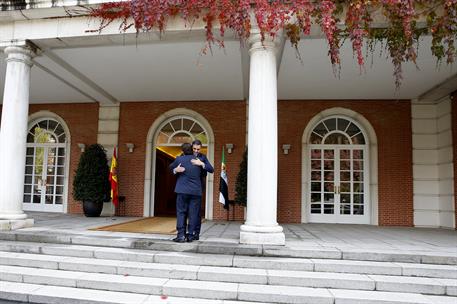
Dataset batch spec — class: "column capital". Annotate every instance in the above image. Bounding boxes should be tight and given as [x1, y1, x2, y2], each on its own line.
[247, 30, 283, 54]
[4, 44, 36, 67]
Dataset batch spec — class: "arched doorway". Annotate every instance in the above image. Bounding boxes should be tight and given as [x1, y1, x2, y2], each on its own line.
[154, 116, 209, 216]
[144, 109, 215, 219]
[23, 117, 70, 212]
[305, 115, 371, 224]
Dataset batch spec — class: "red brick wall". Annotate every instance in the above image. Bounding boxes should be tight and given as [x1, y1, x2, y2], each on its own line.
[28, 104, 99, 214]
[452, 92, 457, 229]
[278, 100, 413, 226]
[118, 101, 246, 219]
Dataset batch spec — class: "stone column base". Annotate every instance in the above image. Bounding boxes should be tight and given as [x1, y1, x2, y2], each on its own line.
[240, 224, 285, 245]
[0, 218, 34, 231]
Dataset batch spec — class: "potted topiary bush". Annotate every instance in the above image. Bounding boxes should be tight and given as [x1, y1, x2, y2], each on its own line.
[73, 144, 111, 217]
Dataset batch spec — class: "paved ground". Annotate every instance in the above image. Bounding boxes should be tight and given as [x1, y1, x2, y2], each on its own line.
[25, 212, 457, 254]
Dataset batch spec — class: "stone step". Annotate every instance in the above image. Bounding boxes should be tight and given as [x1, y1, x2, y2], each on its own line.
[0, 259, 456, 296]
[1, 230, 456, 265]
[1, 280, 456, 304]
[1, 241, 456, 279]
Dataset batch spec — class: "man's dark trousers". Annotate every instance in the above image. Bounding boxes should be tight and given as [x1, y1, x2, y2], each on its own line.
[176, 193, 201, 239]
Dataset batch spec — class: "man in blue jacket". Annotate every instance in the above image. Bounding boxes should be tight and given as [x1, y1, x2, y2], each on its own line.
[169, 142, 213, 242]
[192, 139, 214, 240]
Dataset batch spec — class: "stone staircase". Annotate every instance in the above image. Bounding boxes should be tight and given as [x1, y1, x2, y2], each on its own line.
[0, 231, 456, 304]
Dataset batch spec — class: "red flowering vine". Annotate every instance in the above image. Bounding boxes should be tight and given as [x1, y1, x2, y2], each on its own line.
[88, 0, 457, 88]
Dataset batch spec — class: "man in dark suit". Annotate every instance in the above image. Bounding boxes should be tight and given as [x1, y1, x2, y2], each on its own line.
[169, 143, 212, 242]
[192, 139, 214, 240]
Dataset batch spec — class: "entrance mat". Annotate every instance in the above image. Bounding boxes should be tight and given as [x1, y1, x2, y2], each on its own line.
[91, 217, 177, 235]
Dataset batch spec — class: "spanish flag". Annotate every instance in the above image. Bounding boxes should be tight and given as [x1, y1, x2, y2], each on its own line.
[109, 147, 119, 207]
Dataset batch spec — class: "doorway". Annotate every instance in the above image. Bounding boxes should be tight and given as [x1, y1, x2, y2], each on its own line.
[307, 117, 370, 224]
[153, 116, 209, 217]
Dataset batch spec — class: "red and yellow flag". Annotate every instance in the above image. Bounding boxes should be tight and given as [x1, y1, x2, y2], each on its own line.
[109, 147, 119, 207]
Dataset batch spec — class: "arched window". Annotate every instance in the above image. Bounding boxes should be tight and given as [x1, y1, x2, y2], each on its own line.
[310, 117, 366, 145]
[308, 116, 369, 224]
[156, 117, 208, 146]
[23, 119, 67, 212]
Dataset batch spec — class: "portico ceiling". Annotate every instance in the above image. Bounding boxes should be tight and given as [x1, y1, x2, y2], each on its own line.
[0, 32, 455, 104]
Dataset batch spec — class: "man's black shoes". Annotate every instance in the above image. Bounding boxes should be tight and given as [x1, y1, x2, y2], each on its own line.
[172, 237, 186, 243]
[193, 235, 200, 240]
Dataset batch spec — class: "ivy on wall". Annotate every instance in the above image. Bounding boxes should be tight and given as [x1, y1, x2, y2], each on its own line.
[89, 0, 457, 87]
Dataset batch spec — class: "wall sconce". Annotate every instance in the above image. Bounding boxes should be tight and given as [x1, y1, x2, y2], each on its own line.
[77, 143, 85, 152]
[225, 143, 234, 154]
[126, 143, 135, 153]
[282, 144, 291, 155]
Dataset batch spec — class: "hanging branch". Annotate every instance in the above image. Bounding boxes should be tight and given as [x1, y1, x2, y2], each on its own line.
[88, 0, 457, 88]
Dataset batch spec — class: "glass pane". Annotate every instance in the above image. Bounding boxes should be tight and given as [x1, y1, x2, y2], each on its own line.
[311, 193, 321, 203]
[171, 118, 182, 132]
[340, 161, 350, 170]
[32, 192, 41, 203]
[194, 133, 208, 144]
[26, 156, 34, 165]
[26, 147, 34, 155]
[324, 171, 334, 181]
[354, 183, 364, 193]
[324, 193, 334, 203]
[190, 122, 203, 134]
[353, 171, 364, 181]
[353, 150, 364, 159]
[340, 183, 350, 193]
[340, 204, 351, 214]
[55, 196, 63, 205]
[354, 193, 364, 204]
[25, 166, 33, 174]
[353, 160, 363, 170]
[24, 185, 32, 194]
[35, 147, 44, 169]
[340, 171, 350, 181]
[324, 118, 336, 131]
[311, 149, 321, 159]
[169, 132, 192, 144]
[311, 182, 321, 191]
[324, 133, 351, 145]
[23, 195, 31, 203]
[47, 166, 55, 175]
[182, 119, 194, 131]
[310, 132, 322, 144]
[38, 120, 48, 130]
[55, 125, 65, 141]
[161, 123, 174, 135]
[354, 204, 364, 215]
[324, 182, 334, 192]
[45, 195, 53, 204]
[311, 160, 321, 170]
[311, 171, 321, 181]
[346, 123, 361, 137]
[57, 167, 65, 175]
[324, 150, 334, 159]
[56, 186, 64, 195]
[324, 204, 334, 214]
[313, 122, 328, 137]
[56, 176, 65, 186]
[311, 204, 321, 213]
[48, 120, 58, 132]
[351, 133, 365, 144]
[340, 149, 350, 159]
[27, 133, 34, 143]
[58, 148, 66, 157]
[341, 193, 351, 204]
[57, 157, 65, 166]
[324, 160, 334, 170]
[337, 118, 350, 131]
[24, 175, 32, 184]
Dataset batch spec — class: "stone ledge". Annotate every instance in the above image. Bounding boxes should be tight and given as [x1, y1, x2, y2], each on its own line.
[0, 219, 34, 231]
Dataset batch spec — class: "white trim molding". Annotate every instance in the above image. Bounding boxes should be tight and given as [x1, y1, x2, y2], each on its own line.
[144, 108, 215, 219]
[301, 107, 379, 225]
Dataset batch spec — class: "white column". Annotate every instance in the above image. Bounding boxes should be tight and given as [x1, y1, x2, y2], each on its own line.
[0, 45, 35, 226]
[240, 33, 285, 245]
